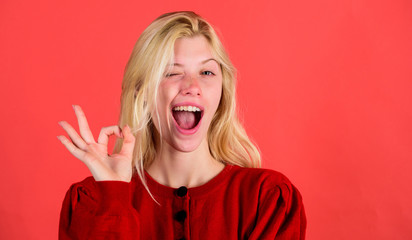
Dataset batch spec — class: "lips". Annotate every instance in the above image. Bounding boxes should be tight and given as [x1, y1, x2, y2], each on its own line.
[171, 102, 204, 135]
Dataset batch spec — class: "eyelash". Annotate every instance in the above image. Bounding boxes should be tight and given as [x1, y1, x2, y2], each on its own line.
[165, 71, 215, 78]
[201, 71, 215, 76]
[165, 73, 179, 77]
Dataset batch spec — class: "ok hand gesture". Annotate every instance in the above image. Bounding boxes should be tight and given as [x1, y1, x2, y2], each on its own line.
[57, 105, 135, 182]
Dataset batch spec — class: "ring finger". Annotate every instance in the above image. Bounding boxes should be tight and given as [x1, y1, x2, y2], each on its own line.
[58, 121, 88, 150]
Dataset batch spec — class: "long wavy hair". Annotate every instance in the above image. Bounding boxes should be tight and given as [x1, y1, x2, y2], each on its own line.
[113, 11, 261, 200]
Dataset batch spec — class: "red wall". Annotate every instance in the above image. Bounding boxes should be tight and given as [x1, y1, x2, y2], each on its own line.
[1, 0, 411, 239]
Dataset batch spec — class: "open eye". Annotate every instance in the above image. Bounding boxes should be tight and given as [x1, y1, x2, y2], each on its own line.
[201, 71, 215, 76]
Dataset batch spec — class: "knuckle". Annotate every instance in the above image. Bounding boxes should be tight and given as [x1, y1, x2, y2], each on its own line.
[82, 152, 96, 163]
[83, 153, 91, 162]
[77, 111, 85, 117]
[60, 137, 69, 143]
[124, 136, 135, 143]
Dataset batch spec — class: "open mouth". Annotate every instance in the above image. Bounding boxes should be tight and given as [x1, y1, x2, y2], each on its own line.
[172, 105, 203, 130]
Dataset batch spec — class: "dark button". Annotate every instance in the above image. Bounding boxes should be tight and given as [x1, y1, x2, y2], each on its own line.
[175, 210, 187, 222]
[176, 186, 188, 197]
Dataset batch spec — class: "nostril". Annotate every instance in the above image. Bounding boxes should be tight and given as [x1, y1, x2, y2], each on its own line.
[182, 87, 201, 96]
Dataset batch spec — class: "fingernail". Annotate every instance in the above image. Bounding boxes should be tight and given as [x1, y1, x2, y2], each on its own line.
[72, 105, 76, 110]
[57, 136, 61, 141]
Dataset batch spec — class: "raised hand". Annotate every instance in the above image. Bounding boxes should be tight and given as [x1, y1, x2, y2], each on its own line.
[57, 105, 135, 182]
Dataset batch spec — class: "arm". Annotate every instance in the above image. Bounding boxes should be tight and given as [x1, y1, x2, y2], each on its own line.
[57, 105, 138, 239]
[59, 179, 140, 240]
[248, 182, 306, 240]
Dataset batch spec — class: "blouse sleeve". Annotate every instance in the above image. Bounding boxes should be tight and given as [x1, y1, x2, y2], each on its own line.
[248, 182, 307, 240]
[58, 178, 140, 240]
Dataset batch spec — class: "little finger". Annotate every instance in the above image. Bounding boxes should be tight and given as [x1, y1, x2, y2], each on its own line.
[57, 135, 87, 163]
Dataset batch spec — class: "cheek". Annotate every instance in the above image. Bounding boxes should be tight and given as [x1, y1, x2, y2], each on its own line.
[156, 83, 172, 111]
[210, 81, 223, 107]
[154, 82, 178, 125]
[158, 80, 179, 102]
[203, 88, 222, 123]
[214, 88, 223, 107]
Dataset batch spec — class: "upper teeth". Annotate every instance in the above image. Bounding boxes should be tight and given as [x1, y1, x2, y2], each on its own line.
[173, 106, 201, 112]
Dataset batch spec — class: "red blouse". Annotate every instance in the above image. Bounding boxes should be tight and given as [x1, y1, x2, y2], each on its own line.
[59, 164, 306, 239]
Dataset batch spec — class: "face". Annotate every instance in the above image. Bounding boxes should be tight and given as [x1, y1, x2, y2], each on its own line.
[151, 35, 223, 152]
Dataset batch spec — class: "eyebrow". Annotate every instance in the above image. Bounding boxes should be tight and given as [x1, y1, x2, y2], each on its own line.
[169, 58, 219, 67]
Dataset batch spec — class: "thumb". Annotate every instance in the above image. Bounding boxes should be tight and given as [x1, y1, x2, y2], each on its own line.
[119, 125, 136, 158]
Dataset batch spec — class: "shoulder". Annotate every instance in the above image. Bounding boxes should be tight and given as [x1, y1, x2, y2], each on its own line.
[63, 176, 136, 208]
[66, 176, 97, 191]
[228, 165, 295, 192]
[227, 166, 307, 238]
[63, 176, 99, 202]
[226, 165, 304, 206]
[65, 176, 136, 195]
[228, 165, 305, 214]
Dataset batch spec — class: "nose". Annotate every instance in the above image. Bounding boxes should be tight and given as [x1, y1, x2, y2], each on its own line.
[181, 74, 201, 96]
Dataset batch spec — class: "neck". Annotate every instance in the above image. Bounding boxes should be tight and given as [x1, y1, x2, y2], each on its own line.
[146, 138, 225, 188]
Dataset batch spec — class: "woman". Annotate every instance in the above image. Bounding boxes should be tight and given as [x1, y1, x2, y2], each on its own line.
[58, 11, 306, 239]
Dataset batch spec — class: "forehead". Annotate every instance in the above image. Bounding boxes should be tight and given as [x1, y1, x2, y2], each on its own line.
[172, 35, 215, 63]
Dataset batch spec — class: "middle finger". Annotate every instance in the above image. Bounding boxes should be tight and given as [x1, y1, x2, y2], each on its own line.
[73, 105, 96, 144]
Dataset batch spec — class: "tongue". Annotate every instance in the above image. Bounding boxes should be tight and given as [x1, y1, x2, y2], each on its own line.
[173, 111, 196, 129]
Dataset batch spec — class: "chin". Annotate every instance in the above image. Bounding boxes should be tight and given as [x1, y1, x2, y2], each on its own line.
[171, 138, 204, 153]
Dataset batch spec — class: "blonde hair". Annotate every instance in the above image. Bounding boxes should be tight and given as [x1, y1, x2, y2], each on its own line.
[113, 11, 261, 199]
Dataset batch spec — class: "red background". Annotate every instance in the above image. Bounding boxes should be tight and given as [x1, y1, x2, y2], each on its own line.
[1, 0, 411, 239]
